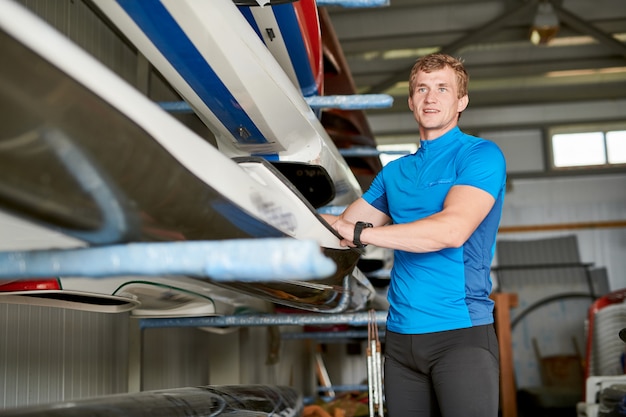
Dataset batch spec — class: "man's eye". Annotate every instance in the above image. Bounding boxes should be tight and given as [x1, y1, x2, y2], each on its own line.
[439, 87, 447, 92]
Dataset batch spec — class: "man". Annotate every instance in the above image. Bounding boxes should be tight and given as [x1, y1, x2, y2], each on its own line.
[322, 53, 506, 416]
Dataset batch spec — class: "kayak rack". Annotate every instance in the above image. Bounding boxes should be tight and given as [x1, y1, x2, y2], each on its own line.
[0, 239, 336, 282]
[139, 310, 387, 330]
[158, 93, 393, 113]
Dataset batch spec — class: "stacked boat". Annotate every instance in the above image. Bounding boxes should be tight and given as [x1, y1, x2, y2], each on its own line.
[0, 0, 386, 316]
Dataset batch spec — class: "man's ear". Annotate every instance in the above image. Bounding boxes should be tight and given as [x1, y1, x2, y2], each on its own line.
[458, 95, 469, 112]
[408, 96, 414, 111]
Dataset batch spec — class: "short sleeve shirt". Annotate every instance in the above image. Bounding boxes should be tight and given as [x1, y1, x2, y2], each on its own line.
[362, 127, 506, 334]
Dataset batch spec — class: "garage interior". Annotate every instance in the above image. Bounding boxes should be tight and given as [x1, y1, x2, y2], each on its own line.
[1, 0, 625, 416]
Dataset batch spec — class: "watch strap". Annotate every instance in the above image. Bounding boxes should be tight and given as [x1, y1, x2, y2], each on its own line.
[353, 221, 373, 248]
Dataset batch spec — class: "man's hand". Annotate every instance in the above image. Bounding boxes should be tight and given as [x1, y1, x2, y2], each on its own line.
[329, 217, 359, 248]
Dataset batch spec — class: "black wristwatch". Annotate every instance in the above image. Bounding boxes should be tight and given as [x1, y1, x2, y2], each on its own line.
[353, 221, 373, 248]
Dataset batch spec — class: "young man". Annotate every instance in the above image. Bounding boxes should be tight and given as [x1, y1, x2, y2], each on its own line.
[322, 53, 506, 416]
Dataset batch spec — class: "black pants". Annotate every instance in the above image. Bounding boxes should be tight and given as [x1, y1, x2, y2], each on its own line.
[384, 324, 500, 417]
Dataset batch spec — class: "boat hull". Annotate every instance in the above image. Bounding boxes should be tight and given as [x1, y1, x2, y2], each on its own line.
[0, 385, 302, 417]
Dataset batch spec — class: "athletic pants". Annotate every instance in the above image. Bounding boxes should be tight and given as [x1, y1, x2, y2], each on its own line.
[383, 324, 500, 417]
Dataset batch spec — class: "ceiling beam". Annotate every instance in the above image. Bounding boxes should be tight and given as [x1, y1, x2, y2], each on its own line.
[367, 98, 626, 134]
[552, 2, 626, 58]
[364, 0, 539, 93]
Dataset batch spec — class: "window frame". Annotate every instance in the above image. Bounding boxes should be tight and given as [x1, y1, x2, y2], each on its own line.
[548, 123, 626, 171]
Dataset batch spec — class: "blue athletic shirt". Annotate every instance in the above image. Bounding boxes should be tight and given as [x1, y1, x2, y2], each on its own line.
[363, 126, 506, 334]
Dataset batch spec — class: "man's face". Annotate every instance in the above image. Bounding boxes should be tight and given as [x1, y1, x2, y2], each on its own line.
[408, 66, 469, 140]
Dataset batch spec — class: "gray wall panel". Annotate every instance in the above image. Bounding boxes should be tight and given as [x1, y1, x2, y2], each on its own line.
[0, 304, 129, 409]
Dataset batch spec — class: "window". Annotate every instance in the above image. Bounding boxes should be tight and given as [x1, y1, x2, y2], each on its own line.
[606, 130, 626, 164]
[551, 129, 626, 168]
[377, 143, 418, 166]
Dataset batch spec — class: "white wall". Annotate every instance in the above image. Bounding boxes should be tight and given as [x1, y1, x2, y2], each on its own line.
[498, 174, 626, 289]
[486, 129, 546, 174]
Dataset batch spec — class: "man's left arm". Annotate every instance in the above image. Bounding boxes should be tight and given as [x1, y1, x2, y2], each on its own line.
[356, 184, 496, 253]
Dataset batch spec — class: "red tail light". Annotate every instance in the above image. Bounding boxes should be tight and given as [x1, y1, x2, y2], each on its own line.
[0, 278, 61, 292]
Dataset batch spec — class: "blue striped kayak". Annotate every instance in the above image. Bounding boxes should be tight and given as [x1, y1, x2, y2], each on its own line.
[91, 0, 362, 207]
[238, 0, 323, 98]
